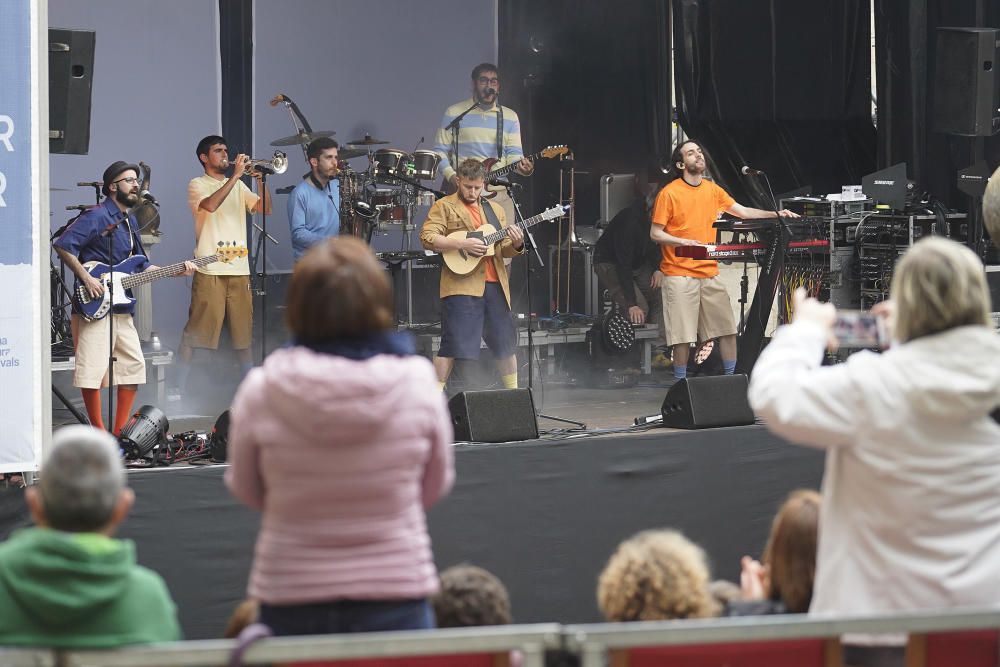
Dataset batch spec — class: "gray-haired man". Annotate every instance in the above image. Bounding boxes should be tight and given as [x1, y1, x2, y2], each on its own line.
[0, 425, 181, 647]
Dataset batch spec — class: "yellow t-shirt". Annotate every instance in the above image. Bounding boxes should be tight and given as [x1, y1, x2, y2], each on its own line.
[651, 177, 735, 278]
[188, 174, 259, 275]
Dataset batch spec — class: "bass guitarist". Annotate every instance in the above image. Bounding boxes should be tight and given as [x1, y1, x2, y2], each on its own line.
[433, 63, 534, 229]
[54, 161, 195, 433]
[419, 159, 524, 392]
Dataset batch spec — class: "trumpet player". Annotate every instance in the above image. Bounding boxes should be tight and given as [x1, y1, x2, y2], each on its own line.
[172, 135, 272, 400]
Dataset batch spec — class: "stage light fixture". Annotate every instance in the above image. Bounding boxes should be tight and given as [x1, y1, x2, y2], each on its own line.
[118, 404, 169, 459]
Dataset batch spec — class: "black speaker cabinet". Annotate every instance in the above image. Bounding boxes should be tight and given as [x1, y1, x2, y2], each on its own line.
[932, 27, 1000, 136]
[48, 29, 95, 155]
[661, 375, 755, 429]
[448, 388, 539, 443]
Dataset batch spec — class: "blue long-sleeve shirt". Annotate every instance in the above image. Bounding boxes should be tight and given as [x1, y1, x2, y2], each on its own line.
[53, 197, 148, 314]
[287, 178, 341, 261]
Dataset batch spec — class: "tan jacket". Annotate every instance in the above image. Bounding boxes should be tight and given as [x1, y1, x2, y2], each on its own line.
[419, 193, 523, 307]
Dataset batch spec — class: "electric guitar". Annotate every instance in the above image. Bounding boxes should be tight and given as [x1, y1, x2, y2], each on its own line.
[441, 205, 568, 275]
[74, 244, 248, 321]
[482, 145, 569, 198]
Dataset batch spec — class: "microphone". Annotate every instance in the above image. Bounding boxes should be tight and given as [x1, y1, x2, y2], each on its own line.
[77, 181, 102, 187]
[140, 190, 159, 206]
[741, 166, 764, 176]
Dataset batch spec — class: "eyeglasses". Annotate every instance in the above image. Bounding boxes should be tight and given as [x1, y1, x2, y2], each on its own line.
[114, 177, 139, 185]
[477, 77, 499, 85]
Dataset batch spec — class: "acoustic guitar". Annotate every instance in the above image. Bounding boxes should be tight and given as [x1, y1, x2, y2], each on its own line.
[441, 205, 567, 275]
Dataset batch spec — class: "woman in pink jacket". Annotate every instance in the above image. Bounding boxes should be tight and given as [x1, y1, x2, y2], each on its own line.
[225, 236, 455, 635]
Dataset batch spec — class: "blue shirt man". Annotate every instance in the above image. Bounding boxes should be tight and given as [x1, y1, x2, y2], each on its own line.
[288, 137, 341, 261]
[54, 185, 148, 315]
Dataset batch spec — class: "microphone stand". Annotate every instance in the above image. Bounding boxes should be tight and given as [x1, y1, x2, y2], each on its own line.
[251, 170, 273, 363]
[99, 207, 129, 433]
[735, 169, 791, 375]
[506, 185, 585, 430]
[447, 98, 483, 187]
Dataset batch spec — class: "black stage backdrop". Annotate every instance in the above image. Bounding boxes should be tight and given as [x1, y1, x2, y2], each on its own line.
[0, 427, 823, 639]
[671, 0, 876, 208]
[875, 0, 1000, 213]
[498, 0, 672, 227]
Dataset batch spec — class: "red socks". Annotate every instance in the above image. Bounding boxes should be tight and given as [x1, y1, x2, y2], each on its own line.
[81, 387, 138, 435]
[81, 388, 105, 431]
[114, 386, 138, 436]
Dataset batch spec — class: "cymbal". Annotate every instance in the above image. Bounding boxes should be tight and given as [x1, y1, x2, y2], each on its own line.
[347, 134, 389, 146]
[270, 130, 336, 147]
[337, 148, 369, 160]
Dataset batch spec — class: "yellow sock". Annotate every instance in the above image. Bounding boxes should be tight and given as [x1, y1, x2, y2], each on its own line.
[501, 372, 518, 389]
[438, 380, 447, 391]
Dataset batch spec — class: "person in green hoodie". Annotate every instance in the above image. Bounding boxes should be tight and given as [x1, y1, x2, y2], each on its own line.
[0, 425, 181, 647]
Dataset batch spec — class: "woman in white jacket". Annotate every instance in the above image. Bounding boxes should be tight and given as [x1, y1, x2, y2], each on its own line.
[749, 237, 1000, 620]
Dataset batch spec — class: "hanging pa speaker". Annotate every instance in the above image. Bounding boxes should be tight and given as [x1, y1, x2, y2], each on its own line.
[448, 389, 539, 443]
[661, 375, 755, 429]
[48, 29, 96, 154]
[931, 27, 1000, 137]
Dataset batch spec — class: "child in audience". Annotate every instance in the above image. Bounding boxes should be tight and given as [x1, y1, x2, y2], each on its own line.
[433, 564, 512, 627]
[730, 489, 820, 615]
[597, 529, 718, 621]
[226, 237, 454, 635]
[0, 425, 180, 647]
[750, 237, 1000, 618]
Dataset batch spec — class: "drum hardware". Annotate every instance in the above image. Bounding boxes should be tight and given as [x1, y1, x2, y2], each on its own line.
[336, 147, 369, 161]
[346, 134, 390, 146]
[269, 129, 336, 147]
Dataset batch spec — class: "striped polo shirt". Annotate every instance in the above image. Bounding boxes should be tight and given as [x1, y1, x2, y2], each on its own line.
[433, 98, 525, 182]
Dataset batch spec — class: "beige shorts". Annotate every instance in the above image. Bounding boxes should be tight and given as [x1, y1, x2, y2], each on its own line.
[181, 272, 253, 350]
[72, 313, 146, 389]
[661, 275, 737, 346]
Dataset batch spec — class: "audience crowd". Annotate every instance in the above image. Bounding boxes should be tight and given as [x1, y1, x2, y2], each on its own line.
[0, 228, 997, 666]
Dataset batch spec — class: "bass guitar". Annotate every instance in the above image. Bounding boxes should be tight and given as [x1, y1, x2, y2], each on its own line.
[441, 205, 567, 275]
[74, 244, 248, 321]
[482, 145, 569, 199]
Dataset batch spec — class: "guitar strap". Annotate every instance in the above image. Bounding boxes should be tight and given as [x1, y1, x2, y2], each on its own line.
[480, 197, 502, 238]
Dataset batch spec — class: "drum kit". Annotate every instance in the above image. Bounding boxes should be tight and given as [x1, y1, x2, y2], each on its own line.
[269, 129, 443, 325]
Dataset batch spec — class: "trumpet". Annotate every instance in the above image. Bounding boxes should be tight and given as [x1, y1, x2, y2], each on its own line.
[231, 151, 288, 176]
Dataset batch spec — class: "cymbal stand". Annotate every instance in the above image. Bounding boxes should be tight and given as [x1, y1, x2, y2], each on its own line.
[390, 172, 445, 328]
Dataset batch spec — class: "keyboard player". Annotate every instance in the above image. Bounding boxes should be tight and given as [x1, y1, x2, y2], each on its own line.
[650, 140, 799, 381]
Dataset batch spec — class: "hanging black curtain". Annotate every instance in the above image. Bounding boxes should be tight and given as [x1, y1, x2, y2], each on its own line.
[672, 0, 876, 207]
[499, 0, 672, 222]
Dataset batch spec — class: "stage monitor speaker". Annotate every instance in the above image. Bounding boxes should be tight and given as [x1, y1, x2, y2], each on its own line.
[661, 375, 755, 429]
[931, 27, 1000, 137]
[448, 388, 539, 443]
[48, 29, 95, 155]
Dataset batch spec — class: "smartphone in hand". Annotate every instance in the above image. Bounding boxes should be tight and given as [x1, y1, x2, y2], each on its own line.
[833, 310, 888, 349]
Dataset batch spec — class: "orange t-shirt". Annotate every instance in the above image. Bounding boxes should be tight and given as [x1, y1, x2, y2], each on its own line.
[651, 178, 735, 278]
[465, 202, 499, 283]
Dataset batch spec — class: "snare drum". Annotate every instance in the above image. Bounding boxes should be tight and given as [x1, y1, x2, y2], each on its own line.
[372, 149, 407, 183]
[409, 150, 441, 181]
[369, 188, 405, 223]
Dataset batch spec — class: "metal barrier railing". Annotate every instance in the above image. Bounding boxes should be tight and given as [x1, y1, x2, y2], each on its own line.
[1, 609, 999, 667]
[58, 623, 563, 667]
[565, 608, 1000, 667]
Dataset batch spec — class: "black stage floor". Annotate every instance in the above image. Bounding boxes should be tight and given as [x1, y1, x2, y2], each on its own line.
[1, 420, 824, 640]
